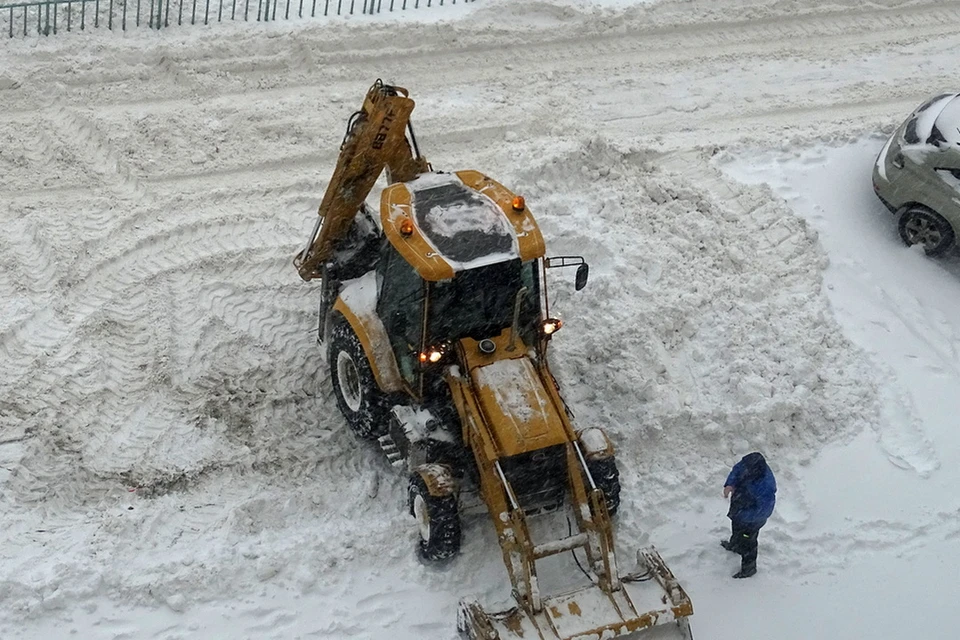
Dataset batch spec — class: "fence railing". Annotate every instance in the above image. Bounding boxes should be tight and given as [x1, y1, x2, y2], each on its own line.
[1, 0, 472, 37]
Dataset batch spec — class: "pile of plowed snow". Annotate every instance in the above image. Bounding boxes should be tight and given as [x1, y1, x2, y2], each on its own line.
[0, 134, 879, 633]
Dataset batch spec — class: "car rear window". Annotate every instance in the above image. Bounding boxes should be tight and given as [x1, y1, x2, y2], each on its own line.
[904, 93, 957, 144]
[933, 96, 960, 146]
[917, 93, 953, 114]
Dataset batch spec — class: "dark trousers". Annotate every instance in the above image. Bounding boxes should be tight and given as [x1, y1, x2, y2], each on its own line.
[729, 520, 761, 571]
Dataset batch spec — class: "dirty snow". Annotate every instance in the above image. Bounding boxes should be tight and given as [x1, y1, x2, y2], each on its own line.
[2, 0, 960, 639]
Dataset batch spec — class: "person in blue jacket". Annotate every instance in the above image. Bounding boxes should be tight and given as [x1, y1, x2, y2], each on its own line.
[721, 452, 776, 578]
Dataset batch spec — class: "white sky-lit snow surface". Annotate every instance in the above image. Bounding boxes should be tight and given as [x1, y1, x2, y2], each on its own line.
[717, 138, 960, 640]
[4, 0, 960, 638]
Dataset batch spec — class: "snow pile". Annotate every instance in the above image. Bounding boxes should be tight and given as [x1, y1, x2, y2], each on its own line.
[499, 139, 879, 511]
[0, 133, 880, 637]
[717, 135, 960, 640]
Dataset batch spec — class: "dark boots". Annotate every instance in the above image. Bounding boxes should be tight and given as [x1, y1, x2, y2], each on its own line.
[722, 539, 758, 577]
[726, 522, 761, 578]
[724, 542, 757, 577]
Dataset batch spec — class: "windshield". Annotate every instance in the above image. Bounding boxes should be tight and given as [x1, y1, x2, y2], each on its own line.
[427, 259, 539, 344]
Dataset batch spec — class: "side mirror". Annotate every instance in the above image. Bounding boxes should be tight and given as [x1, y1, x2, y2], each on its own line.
[574, 262, 590, 291]
[545, 256, 590, 291]
[575, 263, 589, 291]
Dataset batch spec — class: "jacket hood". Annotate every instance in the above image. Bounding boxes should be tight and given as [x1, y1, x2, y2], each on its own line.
[741, 452, 768, 479]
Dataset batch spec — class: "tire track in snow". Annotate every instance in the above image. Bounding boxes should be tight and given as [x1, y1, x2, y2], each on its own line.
[764, 507, 960, 577]
[13, 7, 955, 181]
[47, 102, 148, 200]
[9, 0, 960, 114]
[3, 1, 953, 194]
[0, 219, 278, 384]
[0, 115, 90, 192]
[0, 190, 357, 509]
[0, 216, 304, 485]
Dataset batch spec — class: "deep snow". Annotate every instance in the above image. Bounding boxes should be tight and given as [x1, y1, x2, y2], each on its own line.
[2, 0, 960, 639]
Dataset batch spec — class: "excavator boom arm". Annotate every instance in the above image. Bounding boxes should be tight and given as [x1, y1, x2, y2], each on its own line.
[295, 80, 430, 281]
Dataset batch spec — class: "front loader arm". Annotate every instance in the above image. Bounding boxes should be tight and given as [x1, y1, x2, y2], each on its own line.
[295, 80, 430, 281]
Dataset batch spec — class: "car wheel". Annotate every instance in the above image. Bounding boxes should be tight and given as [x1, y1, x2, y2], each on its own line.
[328, 316, 388, 440]
[898, 207, 956, 256]
[408, 472, 461, 561]
[587, 456, 621, 517]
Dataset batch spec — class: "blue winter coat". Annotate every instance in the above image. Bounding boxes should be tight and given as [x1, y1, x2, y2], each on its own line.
[725, 452, 776, 527]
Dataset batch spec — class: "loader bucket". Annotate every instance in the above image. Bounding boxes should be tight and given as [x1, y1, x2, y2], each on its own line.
[457, 547, 693, 640]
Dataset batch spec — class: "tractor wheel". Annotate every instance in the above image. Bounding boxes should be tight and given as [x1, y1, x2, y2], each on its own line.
[587, 456, 621, 517]
[408, 473, 461, 561]
[898, 206, 955, 256]
[328, 317, 388, 440]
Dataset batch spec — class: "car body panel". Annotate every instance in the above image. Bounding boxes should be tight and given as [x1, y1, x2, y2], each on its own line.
[873, 93, 960, 236]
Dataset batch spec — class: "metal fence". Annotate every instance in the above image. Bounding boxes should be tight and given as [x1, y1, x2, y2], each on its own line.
[1, 0, 472, 37]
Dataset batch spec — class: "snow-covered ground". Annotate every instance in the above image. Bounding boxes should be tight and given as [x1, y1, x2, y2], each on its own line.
[716, 138, 960, 640]
[2, 0, 960, 638]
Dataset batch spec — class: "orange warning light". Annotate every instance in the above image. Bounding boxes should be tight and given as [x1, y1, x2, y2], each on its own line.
[512, 196, 525, 212]
[400, 218, 415, 236]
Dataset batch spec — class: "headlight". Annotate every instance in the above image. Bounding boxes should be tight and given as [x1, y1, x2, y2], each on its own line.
[541, 318, 563, 336]
[419, 343, 449, 364]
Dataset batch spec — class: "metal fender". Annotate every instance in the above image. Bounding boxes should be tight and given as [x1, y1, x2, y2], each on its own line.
[578, 427, 615, 461]
[331, 286, 404, 393]
[413, 463, 458, 498]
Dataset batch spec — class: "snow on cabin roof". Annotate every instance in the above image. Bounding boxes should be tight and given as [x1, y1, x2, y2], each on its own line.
[408, 173, 519, 271]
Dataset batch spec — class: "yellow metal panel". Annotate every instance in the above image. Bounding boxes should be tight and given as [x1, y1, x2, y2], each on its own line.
[460, 333, 569, 457]
[456, 170, 546, 262]
[537, 360, 580, 442]
[331, 297, 404, 393]
[380, 183, 457, 282]
[444, 371, 501, 463]
[380, 171, 546, 281]
[295, 82, 418, 280]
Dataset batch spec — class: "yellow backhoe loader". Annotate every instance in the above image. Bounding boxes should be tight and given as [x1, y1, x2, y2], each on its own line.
[295, 80, 694, 640]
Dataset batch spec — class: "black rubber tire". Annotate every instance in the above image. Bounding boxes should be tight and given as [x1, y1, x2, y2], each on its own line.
[587, 456, 621, 517]
[328, 316, 388, 440]
[408, 474, 461, 561]
[898, 206, 955, 256]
